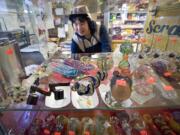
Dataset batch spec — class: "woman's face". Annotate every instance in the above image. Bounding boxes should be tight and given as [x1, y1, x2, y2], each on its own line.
[73, 19, 90, 36]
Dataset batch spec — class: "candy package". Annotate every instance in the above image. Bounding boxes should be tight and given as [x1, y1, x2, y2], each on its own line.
[64, 58, 94, 72]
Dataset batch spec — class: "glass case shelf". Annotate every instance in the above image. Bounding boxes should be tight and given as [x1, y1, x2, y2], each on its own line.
[1, 50, 180, 111]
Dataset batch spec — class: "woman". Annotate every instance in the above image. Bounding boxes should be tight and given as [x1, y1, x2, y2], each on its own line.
[69, 5, 111, 53]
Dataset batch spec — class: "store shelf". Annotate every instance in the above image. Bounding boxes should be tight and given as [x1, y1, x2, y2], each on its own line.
[111, 10, 147, 14]
[109, 10, 147, 41]
[48, 38, 59, 42]
[120, 25, 144, 29]
[112, 39, 140, 44]
[124, 19, 146, 22]
[111, 26, 144, 29]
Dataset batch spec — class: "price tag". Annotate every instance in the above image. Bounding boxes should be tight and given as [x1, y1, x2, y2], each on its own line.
[140, 38, 147, 43]
[5, 48, 13, 55]
[156, 36, 161, 42]
[68, 131, 75, 135]
[116, 79, 127, 86]
[171, 37, 177, 44]
[163, 72, 172, 77]
[54, 132, 61, 135]
[140, 130, 148, 135]
[163, 85, 174, 91]
[146, 77, 156, 84]
[84, 131, 90, 135]
[44, 129, 50, 135]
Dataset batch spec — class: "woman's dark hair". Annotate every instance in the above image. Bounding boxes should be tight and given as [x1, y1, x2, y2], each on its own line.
[69, 14, 96, 34]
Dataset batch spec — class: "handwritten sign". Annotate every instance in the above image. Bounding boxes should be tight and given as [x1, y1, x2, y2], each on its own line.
[5, 48, 13, 55]
[116, 79, 127, 86]
[170, 37, 177, 44]
[164, 85, 174, 91]
[140, 130, 148, 135]
[146, 20, 180, 36]
[155, 36, 161, 42]
[68, 131, 75, 135]
[84, 131, 90, 135]
[44, 129, 50, 135]
[54, 132, 61, 135]
[146, 77, 156, 84]
[163, 72, 172, 77]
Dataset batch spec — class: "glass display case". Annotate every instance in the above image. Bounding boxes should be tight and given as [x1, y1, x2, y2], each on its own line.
[0, 0, 180, 135]
[0, 48, 180, 134]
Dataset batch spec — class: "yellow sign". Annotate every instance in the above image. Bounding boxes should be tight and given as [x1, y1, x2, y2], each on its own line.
[144, 0, 180, 53]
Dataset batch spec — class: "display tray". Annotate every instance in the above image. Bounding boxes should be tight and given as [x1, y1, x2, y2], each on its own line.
[45, 86, 71, 108]
[71, 89, 99, 109]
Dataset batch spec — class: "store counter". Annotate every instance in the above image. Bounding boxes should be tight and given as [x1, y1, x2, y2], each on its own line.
[0, 49, 180, 135]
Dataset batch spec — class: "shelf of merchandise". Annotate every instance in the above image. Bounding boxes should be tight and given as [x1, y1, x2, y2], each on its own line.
[120, 26, 144, 29]
[112, 39, 140, 43]
[124, 19, 146, 22]
[111, 10, 147, 14]
[109, 10, 147, 48]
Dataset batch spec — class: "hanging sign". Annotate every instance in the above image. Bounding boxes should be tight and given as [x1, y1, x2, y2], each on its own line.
[146, 20, 180, 36]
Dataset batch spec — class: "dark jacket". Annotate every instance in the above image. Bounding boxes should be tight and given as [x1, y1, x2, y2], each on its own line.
[71, 22, 111, 53]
